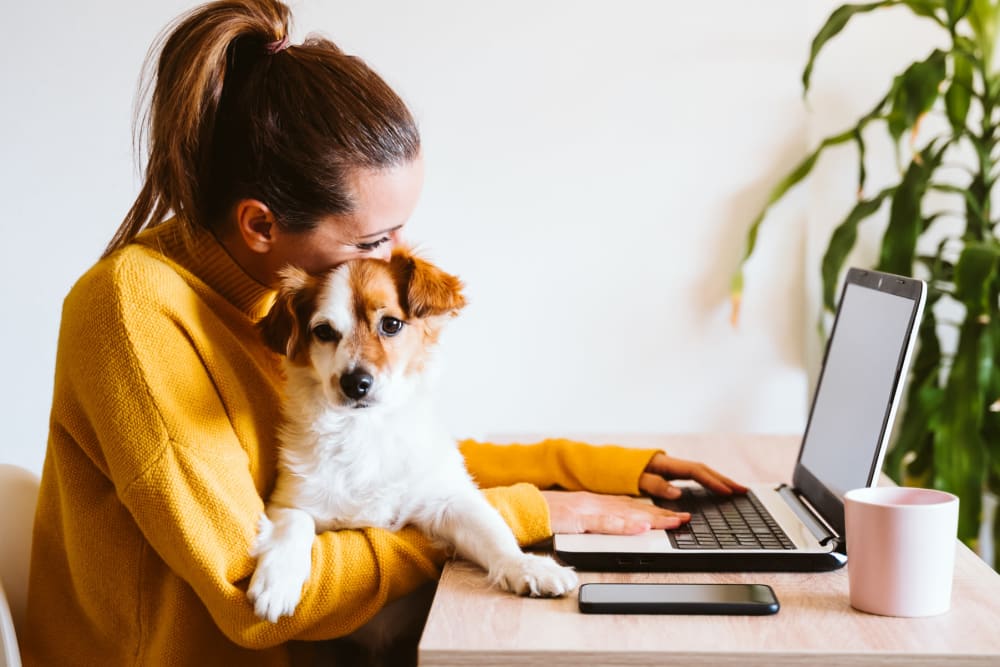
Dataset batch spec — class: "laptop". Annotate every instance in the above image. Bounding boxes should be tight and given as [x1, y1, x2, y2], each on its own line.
[554, 267, 926, 572]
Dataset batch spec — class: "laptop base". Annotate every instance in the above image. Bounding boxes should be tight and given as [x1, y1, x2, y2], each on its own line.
[555, 548, 847, 572]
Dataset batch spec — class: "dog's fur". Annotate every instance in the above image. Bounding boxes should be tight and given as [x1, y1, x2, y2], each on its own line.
[247, 248, 577, 624]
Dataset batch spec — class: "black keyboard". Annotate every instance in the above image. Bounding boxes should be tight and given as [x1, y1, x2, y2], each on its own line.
[654, 487, 795, 550]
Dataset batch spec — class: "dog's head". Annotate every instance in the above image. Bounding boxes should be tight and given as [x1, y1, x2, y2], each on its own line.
[259, 247, 466, 410]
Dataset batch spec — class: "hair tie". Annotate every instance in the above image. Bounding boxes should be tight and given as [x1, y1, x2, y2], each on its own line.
[265, 35, 291, 55]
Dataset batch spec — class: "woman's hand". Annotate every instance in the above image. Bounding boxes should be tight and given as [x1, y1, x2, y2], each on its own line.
[639, 452, 748, 499]
[541, 490, 690, 535]
[540, 452, 747, 535]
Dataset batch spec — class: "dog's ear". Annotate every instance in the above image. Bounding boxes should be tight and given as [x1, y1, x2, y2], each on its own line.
[259, 266, 318, 361]
[389, 248, 466, 318]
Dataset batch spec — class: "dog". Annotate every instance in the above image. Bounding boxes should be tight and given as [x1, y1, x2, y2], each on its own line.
[247, 247, 578, 624]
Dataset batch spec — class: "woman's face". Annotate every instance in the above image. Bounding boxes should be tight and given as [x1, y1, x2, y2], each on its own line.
[261, 156, 425, 282]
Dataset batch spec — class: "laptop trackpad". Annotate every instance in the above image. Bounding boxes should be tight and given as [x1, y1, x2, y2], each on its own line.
[554, 528, 673, 553]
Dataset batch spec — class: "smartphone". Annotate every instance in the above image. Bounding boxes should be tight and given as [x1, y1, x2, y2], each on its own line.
[578, 583, 780, 615]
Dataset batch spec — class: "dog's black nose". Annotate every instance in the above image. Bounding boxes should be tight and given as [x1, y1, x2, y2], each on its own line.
[340, 370, 374, 400]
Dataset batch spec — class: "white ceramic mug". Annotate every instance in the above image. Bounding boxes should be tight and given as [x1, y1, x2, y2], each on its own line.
[844, 487, 959, 617]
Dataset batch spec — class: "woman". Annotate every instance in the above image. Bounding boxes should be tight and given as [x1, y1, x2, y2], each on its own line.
[24, 1, 744, 665]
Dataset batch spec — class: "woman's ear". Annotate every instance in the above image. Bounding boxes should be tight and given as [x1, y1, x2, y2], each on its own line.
[234, 199, 279, 254]
[389, 247, 466, 318]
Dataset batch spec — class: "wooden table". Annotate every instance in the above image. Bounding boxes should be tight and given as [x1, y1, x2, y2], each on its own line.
[418, 434, 1000, 666]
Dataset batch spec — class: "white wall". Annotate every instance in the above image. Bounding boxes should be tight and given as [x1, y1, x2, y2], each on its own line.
[0, 1, 941, 473]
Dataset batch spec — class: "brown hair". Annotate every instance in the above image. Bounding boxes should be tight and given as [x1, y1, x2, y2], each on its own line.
[103, 0, 420, 258]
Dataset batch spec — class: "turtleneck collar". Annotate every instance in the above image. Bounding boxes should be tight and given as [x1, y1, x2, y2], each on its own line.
[134, 218, 276, 321]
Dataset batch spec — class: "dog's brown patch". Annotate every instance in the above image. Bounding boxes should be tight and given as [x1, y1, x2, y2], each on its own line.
[343, 260, 401, 374]
[258, 266, 322, 364]
[341, 249, 466, 378]
[388, 250, 466, 319]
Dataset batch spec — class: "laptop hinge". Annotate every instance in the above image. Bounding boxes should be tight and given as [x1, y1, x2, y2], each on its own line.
[776, 484, 840, 546]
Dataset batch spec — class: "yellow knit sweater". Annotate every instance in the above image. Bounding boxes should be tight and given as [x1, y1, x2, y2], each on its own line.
[23, 219, 658, 666]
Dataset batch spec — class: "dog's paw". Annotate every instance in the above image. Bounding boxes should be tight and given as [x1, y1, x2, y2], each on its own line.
[247, 514, 313, 623]
[247, 548, 312, 622]
[490, 554, 578, 597]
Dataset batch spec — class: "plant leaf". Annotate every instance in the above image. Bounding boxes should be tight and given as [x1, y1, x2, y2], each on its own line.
[967, 136, 994, 239]
[932, 313, 988, 541]
[968, 0, 1000, 68]
[804, 2, 950, 95]
[945, 51, 974, 132]
[803, 2, 900, 94]
[906, 0, 949, 20]
[932, 245, 999, 540]
[855, 128, 868, 193]
[821, 187, 896, 311]
[982, 310, 1000, 531]
[730, 128, 856, 322]
[929, 182, 985, 223]
[920, 211, 949, 235]
[954, 242, 1000, 315]
[990, 74, 1000, 106]
[945, 0, 973, 26]
[877, 139, 950, 275]
[886, 50, 948, 144]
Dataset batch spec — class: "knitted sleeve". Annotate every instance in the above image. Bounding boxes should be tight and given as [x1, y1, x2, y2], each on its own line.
[60, 260, 548, 649]
[459, 438, 661, 496]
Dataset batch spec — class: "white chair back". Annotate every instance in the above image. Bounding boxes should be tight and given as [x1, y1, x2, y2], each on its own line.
[1, 581, 20, 667]
[0, 464, 40, 667]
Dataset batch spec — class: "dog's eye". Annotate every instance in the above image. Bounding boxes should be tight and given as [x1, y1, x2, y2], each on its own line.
[379, 317, 404, 337]
[311, 323, 341, 343]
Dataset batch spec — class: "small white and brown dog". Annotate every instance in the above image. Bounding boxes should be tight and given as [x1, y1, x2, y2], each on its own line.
[247, 247, 578, 623]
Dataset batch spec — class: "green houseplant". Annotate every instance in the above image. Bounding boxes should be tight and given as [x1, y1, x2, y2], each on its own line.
[731, 0, 1000, 568]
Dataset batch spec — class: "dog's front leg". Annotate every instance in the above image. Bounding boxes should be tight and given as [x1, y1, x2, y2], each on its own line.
[247, 505, 316, 622]
[422, 492, 578, 597]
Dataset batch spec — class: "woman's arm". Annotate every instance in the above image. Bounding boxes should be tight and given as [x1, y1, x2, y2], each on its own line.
[459, 438, 659, 495]
[460, 440, 747, 536]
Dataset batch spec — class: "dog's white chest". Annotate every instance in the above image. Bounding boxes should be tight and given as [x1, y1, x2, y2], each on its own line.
[316, 458, 417, 531]
[275, 409, 465, 532]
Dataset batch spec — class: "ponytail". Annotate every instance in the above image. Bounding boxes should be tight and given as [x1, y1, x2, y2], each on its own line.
[104, 0, 419, 258]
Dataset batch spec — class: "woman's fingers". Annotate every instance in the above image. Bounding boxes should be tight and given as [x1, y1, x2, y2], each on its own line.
[542, 491, 690, 535]
[638, 472, 682, 499]
[645, 454, 748, 495]
[579, 509, 687, 535]
[691, 467, 748, 495]
[578, 514, 645, 534]
[687, 467, 735, 494]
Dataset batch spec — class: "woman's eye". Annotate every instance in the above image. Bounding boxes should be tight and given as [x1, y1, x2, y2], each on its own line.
[379, 317, 404, 336]
[312, 323, 341, 343]
[356, 236, 390, 251]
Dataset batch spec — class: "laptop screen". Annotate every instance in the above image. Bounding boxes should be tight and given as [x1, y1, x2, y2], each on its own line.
[793, 269, 925, 537]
